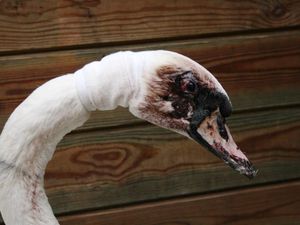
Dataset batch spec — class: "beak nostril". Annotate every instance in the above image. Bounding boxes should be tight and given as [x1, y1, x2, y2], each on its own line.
[217, 115, 229, 141]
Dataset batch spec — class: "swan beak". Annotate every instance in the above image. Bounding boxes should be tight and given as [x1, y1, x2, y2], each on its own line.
[187, 111, 258, 178]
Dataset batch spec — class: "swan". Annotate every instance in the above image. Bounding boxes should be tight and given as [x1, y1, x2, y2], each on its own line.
[0, 50, 257, 225]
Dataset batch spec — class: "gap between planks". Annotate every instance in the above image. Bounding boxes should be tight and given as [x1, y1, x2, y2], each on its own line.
[0, 25, 300, 58]
[67, 104, 300, 137]
[57, 178, 300, 220]
[0, 178, 299, 225]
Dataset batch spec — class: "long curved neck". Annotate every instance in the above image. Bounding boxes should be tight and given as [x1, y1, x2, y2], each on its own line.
[75, 51, 137, 111]
[0, 53, 136, 225]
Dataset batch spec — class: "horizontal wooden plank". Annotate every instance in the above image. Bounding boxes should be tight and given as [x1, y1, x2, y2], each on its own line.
[0, 0, 300, 53]
[1, 30, 299, 131]
[59, 181, 300, 225]
[41, 106, 300, 215]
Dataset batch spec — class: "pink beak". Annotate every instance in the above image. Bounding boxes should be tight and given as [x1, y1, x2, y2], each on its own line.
[188, 110, 258, 178]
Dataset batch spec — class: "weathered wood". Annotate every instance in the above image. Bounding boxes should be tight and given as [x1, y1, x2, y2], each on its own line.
[59, 181, 300, 225]
[0, 1, 298, 224]
[1, 30, 299, 130]
[0, 0, 300, 53]
[41, 107, 300, 215]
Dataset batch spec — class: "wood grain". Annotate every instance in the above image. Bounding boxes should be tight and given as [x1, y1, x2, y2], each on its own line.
[41, 107, 300, 215]
[59, 181, 300, 225]
[1, 30, 299, 131]
[0, 0, 300, 53]
[0, 1, 299, 224]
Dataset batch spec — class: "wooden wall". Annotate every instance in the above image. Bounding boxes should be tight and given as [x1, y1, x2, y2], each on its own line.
[1, 0, 300, 224]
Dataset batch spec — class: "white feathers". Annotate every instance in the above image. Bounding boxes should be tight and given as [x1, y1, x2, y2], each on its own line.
[159, 101, 174, 113]
[0, 50, 229, 225]
[0, 75, 89, 225]
[75, 51, 137, 111]
[74, 68, 97, 111]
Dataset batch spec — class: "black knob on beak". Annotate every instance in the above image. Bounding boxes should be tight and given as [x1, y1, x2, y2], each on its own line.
[219, 94, 232, 118]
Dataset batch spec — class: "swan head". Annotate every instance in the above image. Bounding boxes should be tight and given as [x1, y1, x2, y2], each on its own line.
[129, 50, 257, 178]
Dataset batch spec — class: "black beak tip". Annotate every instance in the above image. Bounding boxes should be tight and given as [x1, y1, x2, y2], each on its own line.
[224, 156, 258, 179]
[244, 168, 258, 179]
[236, 163, 258, 179]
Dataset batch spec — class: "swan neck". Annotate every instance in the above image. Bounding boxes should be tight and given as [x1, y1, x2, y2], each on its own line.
[0, 51, 142, 224]
[0, 74, 91, 224]
[0, 74, 89, 176]
[75, 51, 138, 111]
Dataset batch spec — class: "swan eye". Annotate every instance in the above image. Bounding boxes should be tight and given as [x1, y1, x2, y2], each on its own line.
[186, 81, 196, 92]
[181, 79, 197, 94]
